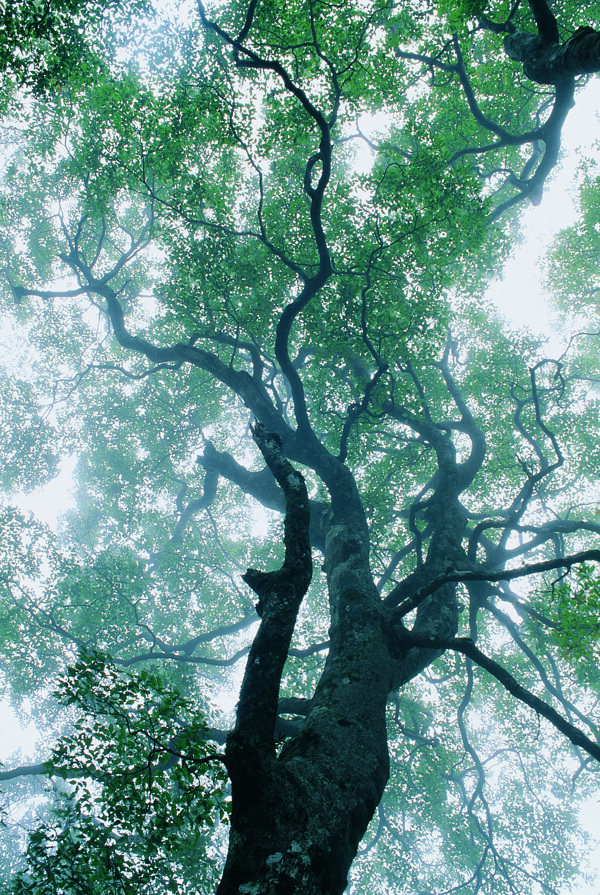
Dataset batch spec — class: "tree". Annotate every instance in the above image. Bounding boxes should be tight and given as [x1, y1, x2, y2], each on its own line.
[0, 0, 600, 892]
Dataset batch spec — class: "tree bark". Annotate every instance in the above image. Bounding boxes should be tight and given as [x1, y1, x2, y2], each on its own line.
[504, 27, 600, 83]
[216, 414, 466, 892]
[218, 602, 393, 894]
[217, 435, 397, 893]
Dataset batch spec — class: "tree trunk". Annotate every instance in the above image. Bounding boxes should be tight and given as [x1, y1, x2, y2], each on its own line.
[504, 27, 600, 83]
[216, 429, 463, 893]
[217, 597, 393, 895]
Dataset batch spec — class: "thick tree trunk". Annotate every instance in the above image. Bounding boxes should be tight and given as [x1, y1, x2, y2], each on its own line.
[216, 425, 464, 893]
[504, 27, 600, 83]
[217, 597, 393, 895]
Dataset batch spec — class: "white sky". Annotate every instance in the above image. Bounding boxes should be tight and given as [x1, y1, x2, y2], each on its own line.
[489, 80, 600, 344]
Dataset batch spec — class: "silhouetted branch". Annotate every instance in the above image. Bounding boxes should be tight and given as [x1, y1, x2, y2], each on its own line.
[405, 635, 600, 763]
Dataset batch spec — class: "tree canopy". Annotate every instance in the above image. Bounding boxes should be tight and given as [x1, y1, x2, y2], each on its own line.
[1, 0, 600, 892]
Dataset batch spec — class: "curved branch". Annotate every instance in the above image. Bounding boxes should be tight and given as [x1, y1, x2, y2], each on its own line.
[196, 3, 336, 440]
[486, 599, 597, 734]
[392, 549, 600, 619]
[405, 635, 600, 763]
[527, 0, 559, 45]
[452, 33, 542, 145]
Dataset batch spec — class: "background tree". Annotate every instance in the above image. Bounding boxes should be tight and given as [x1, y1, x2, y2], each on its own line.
[1, 0, 600, 892]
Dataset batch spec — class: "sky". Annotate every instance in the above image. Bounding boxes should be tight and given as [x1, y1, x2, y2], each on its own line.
[489, 80, 600, 342]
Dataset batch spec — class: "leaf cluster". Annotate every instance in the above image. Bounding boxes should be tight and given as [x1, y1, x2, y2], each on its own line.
[8, 650, 227, 895]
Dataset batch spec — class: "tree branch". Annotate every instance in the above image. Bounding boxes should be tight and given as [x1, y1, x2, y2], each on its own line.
[233, 423, 312, 748]
[527, 0, 559, 44]
[392, 549, 600, 618]
[415, 635, 600, 763]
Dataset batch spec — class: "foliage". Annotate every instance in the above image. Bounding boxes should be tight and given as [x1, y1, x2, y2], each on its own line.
[7, 651, 227, 894]
[550, 564, 600, 666]
[0, 0, 151, 98]
[0, 373, 58, 491]
[547, 170, 600, 318]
